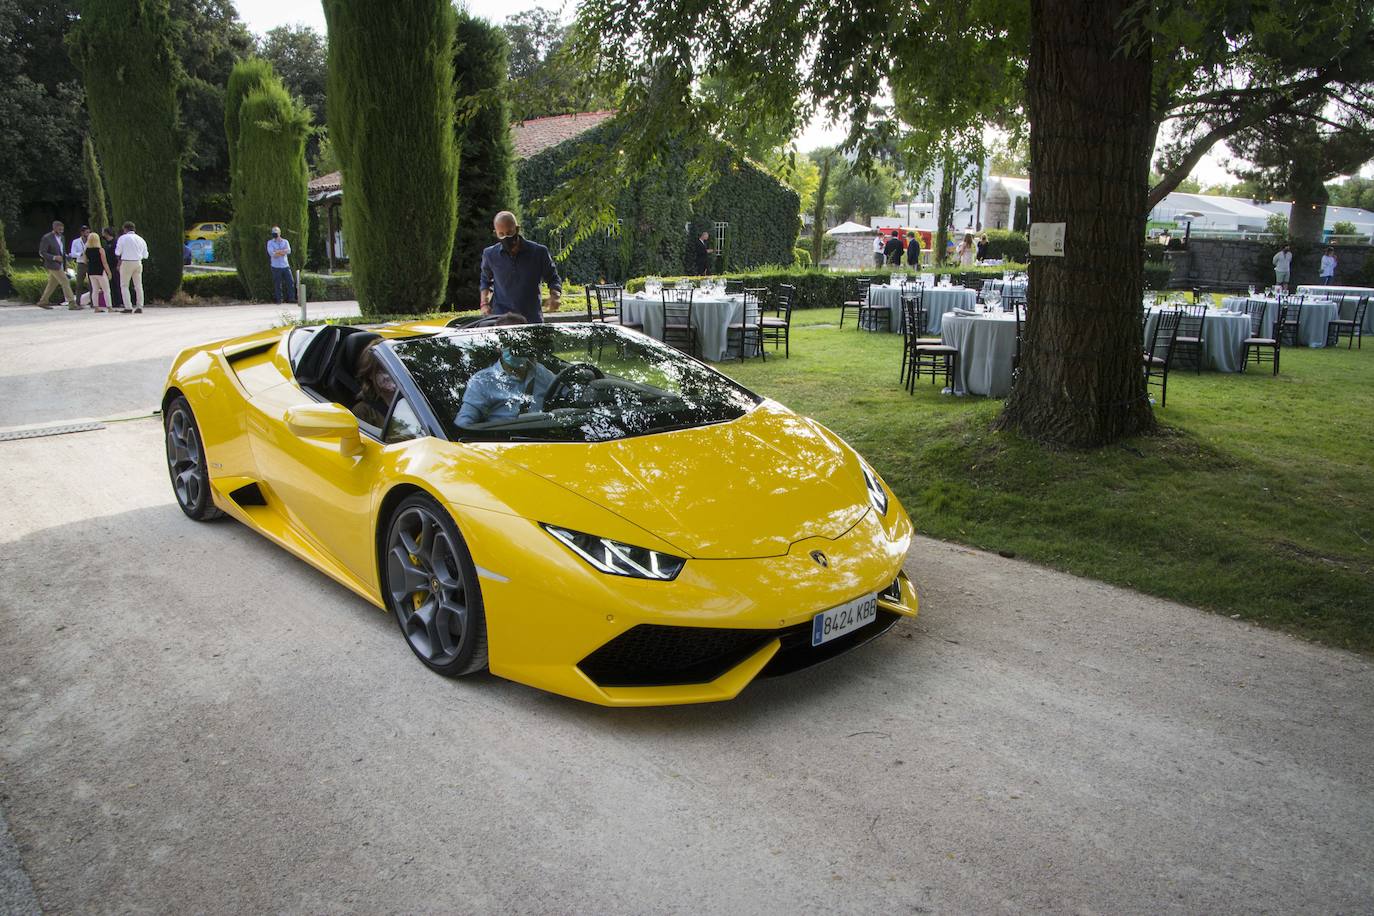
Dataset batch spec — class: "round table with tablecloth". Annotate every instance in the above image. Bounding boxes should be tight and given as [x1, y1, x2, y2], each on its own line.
[941, 312, 1019, 397]
[1295, 286, 1374, 333]
[1143, 308, 1251, 372]
[1219, 297, 1339, 348]
[622, 294, 746, 361]
[865, 285, 978, 335]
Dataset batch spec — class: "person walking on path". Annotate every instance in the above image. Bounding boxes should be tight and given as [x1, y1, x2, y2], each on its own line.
[85, 226, 112, 311]
[37, 221, 77, 310]
[1272, 244, 1293, 292]
[873, 232, 886, 268]
[114, 221, 149, 312]
[267, 227, 296, 304]
[480, 211, 562, 323]
[69, 224, 89, 305]
[1319, 247, 1337, 286]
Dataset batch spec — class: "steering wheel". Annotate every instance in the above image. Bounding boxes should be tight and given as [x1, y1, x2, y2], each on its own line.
[543, 362, 605, 409]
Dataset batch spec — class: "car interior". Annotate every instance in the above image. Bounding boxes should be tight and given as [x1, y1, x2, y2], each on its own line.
[292, 326, 396, 426]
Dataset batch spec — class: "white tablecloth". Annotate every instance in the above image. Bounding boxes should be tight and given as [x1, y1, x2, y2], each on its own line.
[1143, 308, 1251, 373]
[1219, 297, 1339, 347]
[1295, 286, 1374, 332]
[941, 313, 1018, 397]
[866, 285, 977, 335]
[623, 294, 745, 361]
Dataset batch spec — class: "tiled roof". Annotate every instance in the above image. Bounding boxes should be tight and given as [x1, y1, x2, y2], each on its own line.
[309, 171, 342, 193]
[511, 110, 617, 159]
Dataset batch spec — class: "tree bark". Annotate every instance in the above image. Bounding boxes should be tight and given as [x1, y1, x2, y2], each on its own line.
[935, 150, 957, 265]
[997, 0, 1156, 448]
[811, 153, 832, 265]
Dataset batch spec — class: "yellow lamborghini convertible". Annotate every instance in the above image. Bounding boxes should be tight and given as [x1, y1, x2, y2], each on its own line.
[162, 319, 918, 705]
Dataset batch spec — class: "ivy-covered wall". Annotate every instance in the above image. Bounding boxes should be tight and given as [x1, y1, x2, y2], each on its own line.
[516, 121, 801, 284]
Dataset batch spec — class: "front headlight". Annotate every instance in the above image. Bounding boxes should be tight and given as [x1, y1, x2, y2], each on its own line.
[861, 463, 889, 516]
[541, 524, 687, 581]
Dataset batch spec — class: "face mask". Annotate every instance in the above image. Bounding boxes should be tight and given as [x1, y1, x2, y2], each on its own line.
[272, 231, 281, 238]
[500, 349, 531, 375]
[500, 234, 519, 252]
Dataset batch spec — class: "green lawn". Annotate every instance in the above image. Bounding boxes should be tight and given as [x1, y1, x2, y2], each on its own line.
[720, 309, 1374, 653]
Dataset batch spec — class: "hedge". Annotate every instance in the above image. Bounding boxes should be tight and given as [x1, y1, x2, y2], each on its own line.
[518, 120, 800, 284]
[623, 265, 1030, 309]
[449, 11, 517, 309]
[981, 229, 1028, 262]
[70, 0, 184, 299]
[324, 0, 458, 314]
[178, 271, 357, 302]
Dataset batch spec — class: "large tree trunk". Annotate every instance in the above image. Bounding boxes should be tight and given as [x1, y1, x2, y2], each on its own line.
[996, 0, 1156, 448]
[1288, 179, 1328, 245]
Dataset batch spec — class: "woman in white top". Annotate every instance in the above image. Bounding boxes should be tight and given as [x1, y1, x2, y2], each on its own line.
[956, 233, 976, 267]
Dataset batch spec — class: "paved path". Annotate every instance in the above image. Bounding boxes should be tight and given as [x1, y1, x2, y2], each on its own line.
[0, 301, 360, 428]
[0, 307, 1370, 913]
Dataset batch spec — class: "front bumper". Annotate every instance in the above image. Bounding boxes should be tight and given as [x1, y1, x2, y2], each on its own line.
[459, 504, 918, 706]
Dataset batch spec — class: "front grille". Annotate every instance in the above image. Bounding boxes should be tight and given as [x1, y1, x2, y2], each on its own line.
[578, 625, 774, 687]
[578, 607, 904, 688]
[759, 610, 901, 678]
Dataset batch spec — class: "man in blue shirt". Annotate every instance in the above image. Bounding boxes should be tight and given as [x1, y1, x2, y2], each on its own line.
[266, 226, 295, 304]
[479, 211, 561, 322]
[455, 349, 557, 426]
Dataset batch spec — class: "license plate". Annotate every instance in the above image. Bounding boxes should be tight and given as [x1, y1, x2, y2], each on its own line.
[811, 594, 879, 647]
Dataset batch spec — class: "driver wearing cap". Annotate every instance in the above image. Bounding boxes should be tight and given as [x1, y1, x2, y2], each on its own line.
[456, 349, 556, 426]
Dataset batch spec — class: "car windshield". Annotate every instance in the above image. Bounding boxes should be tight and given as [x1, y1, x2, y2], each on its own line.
[391, 324, 760, 443]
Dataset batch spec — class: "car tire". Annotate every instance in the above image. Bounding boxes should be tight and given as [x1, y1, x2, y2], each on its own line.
[382, 493, 489, 677]
[164, 396, 225, 522]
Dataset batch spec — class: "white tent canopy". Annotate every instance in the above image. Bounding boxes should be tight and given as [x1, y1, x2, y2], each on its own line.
[826, 221, 877, 235]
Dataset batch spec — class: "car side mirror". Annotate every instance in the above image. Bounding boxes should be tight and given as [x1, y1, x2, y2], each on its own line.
[285, 403, 362, 457]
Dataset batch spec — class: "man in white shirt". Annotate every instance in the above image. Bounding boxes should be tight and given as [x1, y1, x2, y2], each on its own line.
[114, 221, 149, 312]
[873, 232, 885, 268]
[68, 225, 88, 306]
[1319, 247, 1337, 286]
[1272, 244, 1293, 292]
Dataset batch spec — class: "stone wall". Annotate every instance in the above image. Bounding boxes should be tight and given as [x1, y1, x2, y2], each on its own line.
[1166, 239, 1374, 290]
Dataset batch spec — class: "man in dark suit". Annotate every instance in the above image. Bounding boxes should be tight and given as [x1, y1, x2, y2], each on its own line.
[690, 230, 716, 275]
[883, 231, 905, 266]
[37, 220, 77, 310]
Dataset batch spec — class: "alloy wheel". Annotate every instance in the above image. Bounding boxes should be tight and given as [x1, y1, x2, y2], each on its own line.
[166, 407, 204, 511]
[386, 505, 470, 666]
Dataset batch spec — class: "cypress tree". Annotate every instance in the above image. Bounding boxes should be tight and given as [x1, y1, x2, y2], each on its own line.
[70, 0, 184, 299]
[448, 11, 517, 309]
[82, 135, 110, 229]
[323, 0, 458, 315]
[234, 80, 311, 300]
[225, 58, 276, 270]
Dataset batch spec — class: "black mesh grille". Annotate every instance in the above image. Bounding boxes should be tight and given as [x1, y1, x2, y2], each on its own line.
[578, 625, 774, 687]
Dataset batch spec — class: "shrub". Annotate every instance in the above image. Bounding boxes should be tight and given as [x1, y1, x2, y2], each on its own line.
[180, 271, 247, 299]
[793, 247, 811, 268]
[1331, 220, 1358, 236]
[981, 229, 1027, 262]
[1013, 196, 1029, 232]
[1143, 262, 1171, 290]
[70, 0, 184, 300]
[1143, 241, 1166, 263]
[82, 135, 109, 229]
[233, 77, 311, 301]
[225, 58, 275, 183]
[302, 273, 356, 301]
[323, 0, 459, 315]
[449, 11, 517, 310]
[9, 267, 49, 302]
[0, 219, 10, 277]
[1265, 212, 1289, 239]
[212, 233, 235, 265]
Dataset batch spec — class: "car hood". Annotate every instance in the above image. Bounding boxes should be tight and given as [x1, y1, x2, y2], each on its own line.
[495, 403, 869, 559]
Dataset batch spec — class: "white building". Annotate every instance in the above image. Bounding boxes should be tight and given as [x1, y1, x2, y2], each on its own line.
[1255, 201, 1374, 238]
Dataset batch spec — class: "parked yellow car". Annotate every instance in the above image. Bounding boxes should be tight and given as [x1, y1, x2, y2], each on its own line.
[185, 221, 229, 241]
[161, 320, 919, 705]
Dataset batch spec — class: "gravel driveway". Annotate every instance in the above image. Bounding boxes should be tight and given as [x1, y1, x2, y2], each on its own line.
[0, 303, 1370, 913]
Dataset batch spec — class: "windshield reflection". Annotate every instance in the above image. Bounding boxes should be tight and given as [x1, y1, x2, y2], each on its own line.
[391, 324, 761, 443]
